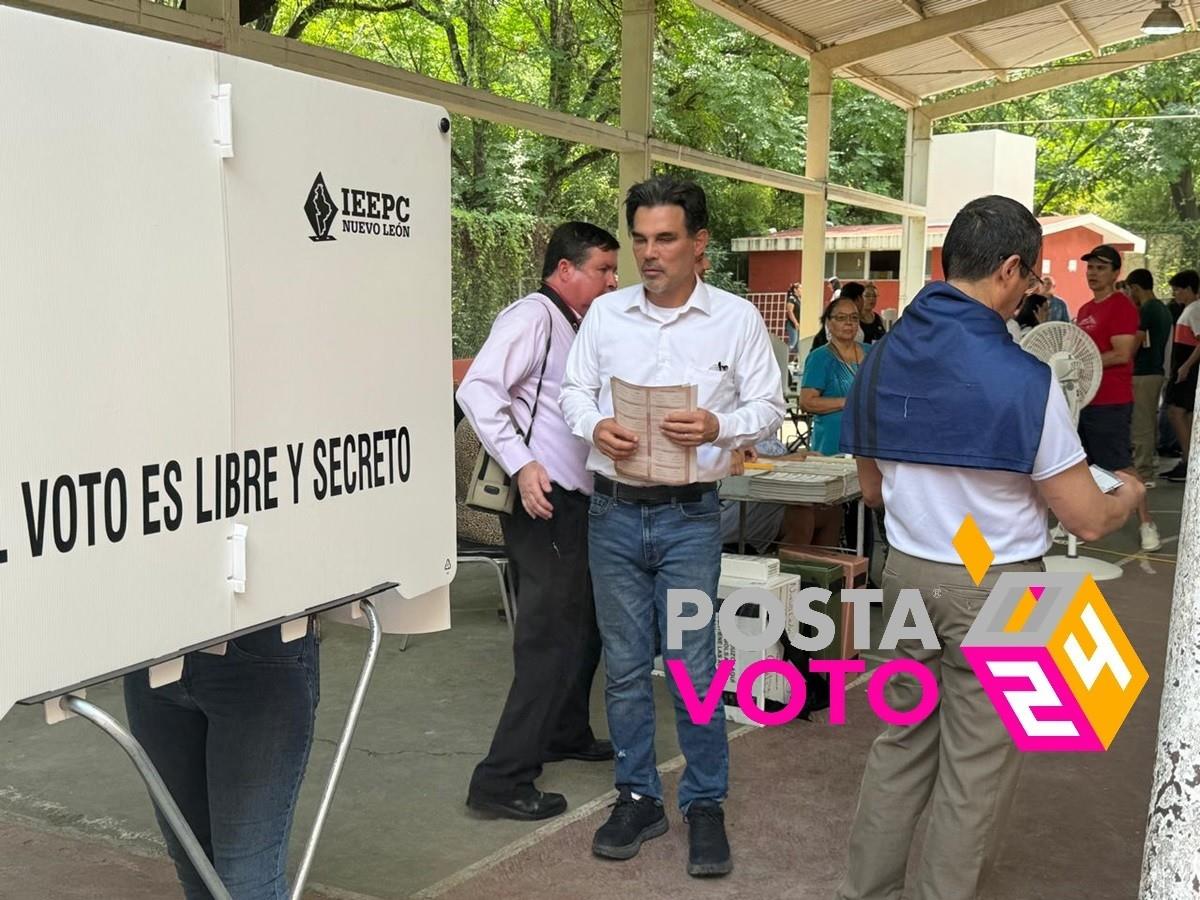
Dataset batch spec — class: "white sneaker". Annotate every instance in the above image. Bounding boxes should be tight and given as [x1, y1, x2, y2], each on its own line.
[1050, 524, 1084, 546]
[1141, 522, 1162, 552]
[1145, 480, 1157, 490]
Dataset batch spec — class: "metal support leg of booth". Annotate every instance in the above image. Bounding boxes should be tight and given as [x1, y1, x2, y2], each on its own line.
[63, 597, 384, 900]
[290, 598, 382, 900]
[63, 695, 234, 900]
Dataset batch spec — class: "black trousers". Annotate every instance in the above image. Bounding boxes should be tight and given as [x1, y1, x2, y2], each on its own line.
[469, 485, 603, 797]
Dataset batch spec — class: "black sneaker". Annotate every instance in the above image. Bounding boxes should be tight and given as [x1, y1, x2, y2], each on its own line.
[685, 800, 732, 877]
[592, 792, 668, 860]
[1164, 462, 1189, 482]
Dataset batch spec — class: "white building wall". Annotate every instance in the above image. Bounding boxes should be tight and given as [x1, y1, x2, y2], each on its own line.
[927, 130, 1036, 225]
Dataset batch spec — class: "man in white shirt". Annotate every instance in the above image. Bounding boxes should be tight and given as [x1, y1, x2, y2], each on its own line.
[561, 177, 784, 878]
[835, 196, 1143, 900]
[458, 222, 619, 821]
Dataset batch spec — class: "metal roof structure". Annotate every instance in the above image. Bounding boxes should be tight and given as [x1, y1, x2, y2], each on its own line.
[696, 0, 1200, 111]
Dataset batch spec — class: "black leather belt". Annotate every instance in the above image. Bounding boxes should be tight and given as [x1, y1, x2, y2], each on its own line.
[593, 474, 717, 505]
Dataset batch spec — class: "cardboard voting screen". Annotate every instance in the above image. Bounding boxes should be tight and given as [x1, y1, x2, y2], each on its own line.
[0, 7, 455, 721]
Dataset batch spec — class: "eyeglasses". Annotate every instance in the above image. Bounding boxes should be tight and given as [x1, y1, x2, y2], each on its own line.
[829, 314, 859, 323]
[1016, 259, 1041, 290]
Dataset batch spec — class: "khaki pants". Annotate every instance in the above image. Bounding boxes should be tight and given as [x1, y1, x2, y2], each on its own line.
[1133, 374, 1165, 481]
[835, 549, 1044, 900]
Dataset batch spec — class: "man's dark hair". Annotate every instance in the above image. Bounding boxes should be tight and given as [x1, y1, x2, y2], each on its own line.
[1168, 269, 1200, 293]
[1016, 293, 1048, 330]
[624, 176, 708, 235]
[839, 282, 866, 302]
[1126, 268, 1154, 291]
[541, 221, 620, 280]
[941, 195, 1042, 283]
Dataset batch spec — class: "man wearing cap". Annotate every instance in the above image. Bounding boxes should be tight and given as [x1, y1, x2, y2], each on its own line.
[1074, 244, 1160, 551]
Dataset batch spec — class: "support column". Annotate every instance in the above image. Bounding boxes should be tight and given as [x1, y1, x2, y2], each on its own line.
[899, 108, 931, 312]
[1140, 434, 1200, 898]
[618, 0, 654, 286]
[799, 60, 832, 339]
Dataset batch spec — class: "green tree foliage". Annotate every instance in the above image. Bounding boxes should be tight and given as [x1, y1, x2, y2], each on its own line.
[450, 209, 557, 356]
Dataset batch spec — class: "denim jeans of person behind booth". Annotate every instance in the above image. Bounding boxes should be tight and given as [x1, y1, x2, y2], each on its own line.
[589, 490, 728, 811]
[124, 624, 320, 900]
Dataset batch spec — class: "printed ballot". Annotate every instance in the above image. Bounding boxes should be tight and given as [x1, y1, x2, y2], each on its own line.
[611, 378, 698, 486]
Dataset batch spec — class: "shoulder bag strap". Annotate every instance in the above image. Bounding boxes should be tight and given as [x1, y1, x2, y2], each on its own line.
[521, 307, 554, 447]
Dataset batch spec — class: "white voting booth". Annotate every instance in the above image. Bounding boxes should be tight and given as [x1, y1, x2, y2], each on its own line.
[0, 7, 455, 894]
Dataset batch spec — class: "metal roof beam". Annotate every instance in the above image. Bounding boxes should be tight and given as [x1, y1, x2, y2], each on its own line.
[650, 139, 826, 196]
[690, 0, 820, 53]
[844, 64, 922, 107]
[949, 34, 1010, 81]
[692, 0, 918, 107]
[826, 183, 925, 217]
[814, 0, 1065, 68]
[922, 29, 1200, 118]
[887, 0, 1007, 87]
[647, 145, 924, 214]
[1058, 2, 1100, 57]
[889, 0, 925, 19]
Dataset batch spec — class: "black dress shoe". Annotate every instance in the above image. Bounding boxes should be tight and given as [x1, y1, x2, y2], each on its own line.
[592, 792, 668, 859]
[544, 739, 615, 763]
[685, 800, 732, 877]
[466, 787, 567, 821]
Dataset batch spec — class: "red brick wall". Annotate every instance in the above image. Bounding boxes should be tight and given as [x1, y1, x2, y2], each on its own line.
[742, 230, 1138, 319]
[745, 249, 939, 312]
[747, 251, 801, 294]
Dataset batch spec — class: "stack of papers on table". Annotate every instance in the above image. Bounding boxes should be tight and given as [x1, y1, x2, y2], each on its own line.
[745, 457, 860, 504]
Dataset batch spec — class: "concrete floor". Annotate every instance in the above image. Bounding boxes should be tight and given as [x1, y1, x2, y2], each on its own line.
[0, 481, 1185, 899]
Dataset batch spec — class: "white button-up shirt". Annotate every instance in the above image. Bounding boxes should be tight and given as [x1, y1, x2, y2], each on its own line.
[561, 279, 785, 483]
[456, 292, 592, 494]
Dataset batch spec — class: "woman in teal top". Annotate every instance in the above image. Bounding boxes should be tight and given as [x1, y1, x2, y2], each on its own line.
[801, 296, 871, 455]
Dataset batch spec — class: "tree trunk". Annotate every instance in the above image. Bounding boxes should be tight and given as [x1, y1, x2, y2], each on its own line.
[1169, 165, 1199, 221]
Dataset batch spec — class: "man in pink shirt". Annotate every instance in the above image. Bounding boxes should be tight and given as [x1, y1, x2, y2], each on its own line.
[457, 222, 619, 820]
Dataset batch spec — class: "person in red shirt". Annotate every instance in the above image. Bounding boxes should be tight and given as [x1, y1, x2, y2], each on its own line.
[1074, 244, 1160, 551]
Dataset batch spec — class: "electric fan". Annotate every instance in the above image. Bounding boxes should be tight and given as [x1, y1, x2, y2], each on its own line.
[1019, 322, 1123, 581]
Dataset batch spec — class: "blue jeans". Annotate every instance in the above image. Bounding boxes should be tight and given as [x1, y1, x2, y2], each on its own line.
[588, 490, 728, 810]
[124, 623, 320, 900]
